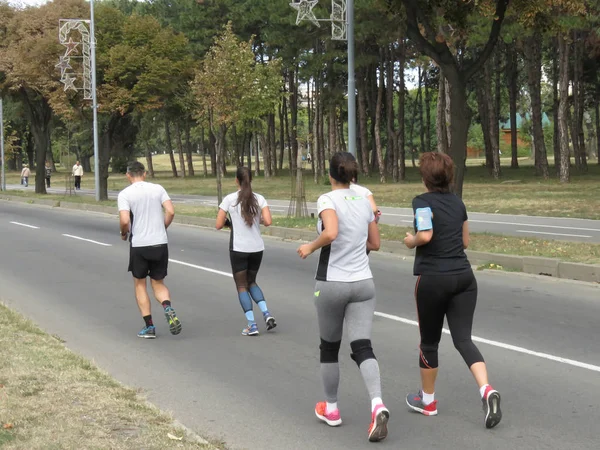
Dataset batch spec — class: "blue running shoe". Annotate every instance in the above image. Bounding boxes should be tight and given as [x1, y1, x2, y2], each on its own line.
[242, 323, 259, 336]
[138, 325, 156, 339]
[164, 306, 182, 335]
[263, 311, 277, 331]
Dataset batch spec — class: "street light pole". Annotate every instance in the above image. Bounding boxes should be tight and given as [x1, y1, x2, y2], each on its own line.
[0, 98, 5, 192]
[89, 0, 100, 201]
[347, 0, 356, 157]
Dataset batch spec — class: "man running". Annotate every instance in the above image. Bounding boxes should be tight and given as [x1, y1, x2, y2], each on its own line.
[118, 161, 182, 339]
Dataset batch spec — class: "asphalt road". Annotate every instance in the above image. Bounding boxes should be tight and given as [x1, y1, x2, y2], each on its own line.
[6, 183, 600, 243]
[1, 201, 599, 450]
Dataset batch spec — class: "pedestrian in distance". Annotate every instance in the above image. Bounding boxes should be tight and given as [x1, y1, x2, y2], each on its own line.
[72, 160, 83, 190]
[20, 164, 30, 187]
[216, 166, 277, 337]
[297, 151, 389, 443]
[118, 161, 182, 339]
[403, 151, 502, 429]
[349, 178, 381, 225]
[45, 161, 52, 188]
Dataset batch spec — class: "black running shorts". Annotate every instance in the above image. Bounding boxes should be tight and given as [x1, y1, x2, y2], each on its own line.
[229, 250, 263, 274]
[128, 244, 169, 280]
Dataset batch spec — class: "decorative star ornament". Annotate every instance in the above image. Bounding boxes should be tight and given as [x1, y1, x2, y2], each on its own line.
[290, 0, 320, 28]
[55, 56, 72, 75]
[62, 37, 79, 56]
[61, 74, 77, 93]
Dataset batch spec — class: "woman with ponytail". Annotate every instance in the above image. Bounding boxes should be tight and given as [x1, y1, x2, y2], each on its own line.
[297, 152, 389, 442]
[216, 167, 276, 336]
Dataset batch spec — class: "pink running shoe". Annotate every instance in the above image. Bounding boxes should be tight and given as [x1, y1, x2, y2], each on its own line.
[368, 404, 390, 442]
[315, 401, 342, 427]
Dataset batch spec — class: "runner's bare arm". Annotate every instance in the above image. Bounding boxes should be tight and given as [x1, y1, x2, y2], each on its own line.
[119, 211, 130, 240]
[163, 200, 175, 229]
[462, 221, 470, 249]
[260, 206, 272, 227]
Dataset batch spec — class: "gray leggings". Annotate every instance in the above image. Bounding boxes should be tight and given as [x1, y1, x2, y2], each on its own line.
[314, 279, 382, 404]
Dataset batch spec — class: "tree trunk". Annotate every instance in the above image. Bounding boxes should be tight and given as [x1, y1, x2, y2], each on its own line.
[269, 113, 277, 176]
[596, 99, 600, 166]
[475, 77, 493, 174]
[447, 79, 471, 198]
[145, 147, 155, 178]
[397, 37, 406, 181]
[185, 119, 195, 176]
[425, 66, 432, 152]
[485, 61, 501, 179]
[290, 66, 299, 172]
[574, 33, 587, 172]
[558, 34, 571, 183]
[524, 35, 549, 178]
[418, 65, 425, 155]
[386, 45, 398, 181]
[26, 131, 35, 170]
[506, 43, 519, 169]
[200, 126, 208, 176]
[214, 123, 226, 204]
[284, 91, 292, 173]
[254, 128, 261, 177]
[209, 126, 216, 176]
[437, 70, 449, 154]
[174, 122, 187, 177]
[374, 49, 386, 183]
[444, 77, 452, 151]
[278, 101, 285, 171]
[164, 118, 178, 177]
[328, 105, 337, 160]
[232, 123, 240, 168]
[357, 71, 370, 176]
[318, 84, 326, 178]
[20, 91, 51, 194]
[308, 79, 316, 177]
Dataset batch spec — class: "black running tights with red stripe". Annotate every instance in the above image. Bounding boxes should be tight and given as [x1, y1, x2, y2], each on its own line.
[415, 270, 484, 369]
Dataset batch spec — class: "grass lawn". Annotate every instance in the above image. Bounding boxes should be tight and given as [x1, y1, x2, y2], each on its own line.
[0, 302, 222, 450]
[6, 154, 600, 219]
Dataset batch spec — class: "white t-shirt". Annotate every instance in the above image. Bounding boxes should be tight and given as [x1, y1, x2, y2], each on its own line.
[349, 182, 373, 199]
[72, 165, 83, 176]
[219, 191, 268, 253]
[315, 189, 375, 282]
[117, 181, 170, 248]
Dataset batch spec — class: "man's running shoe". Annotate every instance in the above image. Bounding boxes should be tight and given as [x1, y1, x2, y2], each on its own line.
[482, 385, 502, 429]
[164, 306, 182, 335]
[137, 325, 156, 339]
[406, 390, 438, 416]
[368, 404, 389, 442]
[263, 311, 277, 331]
[242, 323, 259, 336]
[315, 401, 342, 427]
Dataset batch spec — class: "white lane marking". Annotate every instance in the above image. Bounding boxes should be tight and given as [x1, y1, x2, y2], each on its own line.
[169, 258, 600, 373]
[169, 258, 233, 278]
[374, 311, 600, 373]
[9, 221, 40, 229]
[62, 234, 112, 247]
[516, 230, 592, 238]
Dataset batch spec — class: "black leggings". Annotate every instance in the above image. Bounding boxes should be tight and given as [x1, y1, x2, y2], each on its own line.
[230, 251, 263, 292]
[415, 270, 484, 369]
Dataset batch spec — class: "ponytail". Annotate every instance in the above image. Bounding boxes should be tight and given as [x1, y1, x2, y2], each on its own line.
[235, 166, 259, 227]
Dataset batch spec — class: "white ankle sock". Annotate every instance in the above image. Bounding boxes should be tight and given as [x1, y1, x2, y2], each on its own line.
[422, 391, 435, 405]
[480, 384, 490, 399]
[326, 402, 338, 414]
[371, 397, 383, 411]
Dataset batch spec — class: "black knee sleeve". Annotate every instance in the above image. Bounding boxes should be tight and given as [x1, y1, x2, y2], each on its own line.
[419, 343, 439, 369]
[320, 339, 341, 363]
[350, 339, 376, 366]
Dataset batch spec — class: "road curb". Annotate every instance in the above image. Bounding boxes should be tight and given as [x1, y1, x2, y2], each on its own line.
[2, 194, 599, 284]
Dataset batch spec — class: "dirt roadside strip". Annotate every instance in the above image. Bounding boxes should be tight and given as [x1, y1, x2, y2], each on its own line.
[2, 194, 599, 284]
